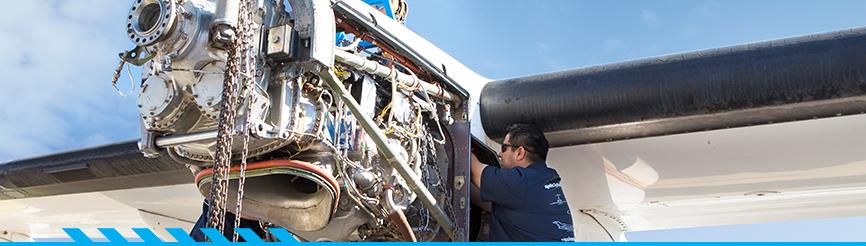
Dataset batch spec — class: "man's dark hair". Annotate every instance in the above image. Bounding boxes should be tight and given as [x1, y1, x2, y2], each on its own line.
[505, 123, 549, 161]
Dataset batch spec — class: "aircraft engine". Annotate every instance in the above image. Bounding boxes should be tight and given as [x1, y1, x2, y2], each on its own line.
[119, 0, 465, 241]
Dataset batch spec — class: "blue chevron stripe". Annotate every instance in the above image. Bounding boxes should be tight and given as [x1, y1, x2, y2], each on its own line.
[61, 228, 92, 243]
[131, 228, 163, 243]
[267, 228, 297, 243]
[97, 228, 127, 243]
[234, 228, 264, 243]
[164, 228, 195, 243]
[199, 228, 230, 243]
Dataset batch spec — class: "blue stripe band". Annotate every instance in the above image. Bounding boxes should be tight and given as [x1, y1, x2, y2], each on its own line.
[165, 228, 195, 243]
[61, 228, 92, 243]
[235, 228, 264, 243]
[267, 228, 297, 243]
[97, 228, 127, 243]
[131, 228, 163, 243]
[200, 228, 230, 243]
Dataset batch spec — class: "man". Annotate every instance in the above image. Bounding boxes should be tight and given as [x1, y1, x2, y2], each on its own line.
[471, 124, 575, 242]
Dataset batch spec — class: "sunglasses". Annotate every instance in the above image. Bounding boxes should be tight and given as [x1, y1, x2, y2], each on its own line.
[500, 143, 523, 153]
[501, 143, 536, 153]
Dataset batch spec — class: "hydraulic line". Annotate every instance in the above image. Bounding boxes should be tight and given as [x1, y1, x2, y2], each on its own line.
[334, 49, 457, 103]
[319, 69, 461, 241]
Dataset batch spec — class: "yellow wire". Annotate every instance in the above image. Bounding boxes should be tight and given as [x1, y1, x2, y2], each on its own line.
[378, 101, 392, 122]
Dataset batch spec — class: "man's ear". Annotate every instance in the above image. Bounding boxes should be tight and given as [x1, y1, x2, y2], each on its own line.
[516, 146, 526, 161]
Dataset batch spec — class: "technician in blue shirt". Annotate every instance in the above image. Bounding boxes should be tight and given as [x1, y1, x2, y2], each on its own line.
[471, 124, 575, 242]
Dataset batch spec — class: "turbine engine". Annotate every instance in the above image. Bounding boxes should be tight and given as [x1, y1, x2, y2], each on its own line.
[117, 0, 465, 241]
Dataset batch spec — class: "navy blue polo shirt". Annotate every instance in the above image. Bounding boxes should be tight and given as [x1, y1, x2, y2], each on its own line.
[480, 161, 575, 242]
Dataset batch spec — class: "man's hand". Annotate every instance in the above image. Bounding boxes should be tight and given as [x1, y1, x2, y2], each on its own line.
[470, 153, 487, 188]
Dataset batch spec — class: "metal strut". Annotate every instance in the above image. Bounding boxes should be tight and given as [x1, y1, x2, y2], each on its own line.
[319, 69, 462, 241]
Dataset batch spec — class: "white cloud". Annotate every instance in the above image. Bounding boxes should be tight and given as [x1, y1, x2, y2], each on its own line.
[0, 1, 140, 161]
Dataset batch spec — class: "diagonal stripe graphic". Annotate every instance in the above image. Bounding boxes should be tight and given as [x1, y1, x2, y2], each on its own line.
[62, 228, 93, 243]
[97, 228, 128, 243]
[267, 228, 297, 243]
[200, 228, 230, 243]
[235, 228, 264, 243]
[165, 228, 195, 243]
[132, 228, 164, 243]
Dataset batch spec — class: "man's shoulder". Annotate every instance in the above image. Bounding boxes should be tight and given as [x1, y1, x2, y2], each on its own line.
[527, 161, 561, 178]
[483, 162, 560, 187]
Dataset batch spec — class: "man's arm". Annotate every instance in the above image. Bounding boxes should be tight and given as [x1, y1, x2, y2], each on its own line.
[471, 153, 488, 188]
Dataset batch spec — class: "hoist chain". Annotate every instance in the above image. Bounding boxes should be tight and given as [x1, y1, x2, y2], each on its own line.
[232, 0, 258, 241]
[206, 0, 257, 240]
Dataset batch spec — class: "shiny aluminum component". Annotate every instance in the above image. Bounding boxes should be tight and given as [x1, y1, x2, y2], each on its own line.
[128, 0, 224, 89]
[155, 130, 217, 147]
[210, 0, 239, 49]
[334, 49, 456, 102]
[191, 62, 226, 120]
[121, 0, 464, 241]
[351, 168, 380, 196]
[138, 75, 189, 131]
[267, 24, 294, 61]
[126, 0, 301, 164]
[127, 0, 177, 46]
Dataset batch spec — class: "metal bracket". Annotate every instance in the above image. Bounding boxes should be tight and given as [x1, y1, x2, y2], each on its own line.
[454, 175, 465, 190]
[138, 119, 161, 158]
[119, 46, 156, 66]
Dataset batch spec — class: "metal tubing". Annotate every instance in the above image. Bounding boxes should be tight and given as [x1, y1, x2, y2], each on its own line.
[481, 27, 866, 147]
[213, 0, 239, 28]
[319, 69, 461, 241]
[332, 1, 469, 98]
[155, 130, 219, 147]
[334, 49, 457, 102]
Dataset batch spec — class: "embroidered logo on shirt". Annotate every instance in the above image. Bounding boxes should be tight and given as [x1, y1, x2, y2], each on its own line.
[544, 182, 562, 190]
[553, 220, 574, 232]
[560, 237, 576, 242]
[550, 193, 567, 206]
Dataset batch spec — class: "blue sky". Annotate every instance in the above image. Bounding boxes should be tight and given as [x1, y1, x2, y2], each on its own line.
[3, 0, 866, 241]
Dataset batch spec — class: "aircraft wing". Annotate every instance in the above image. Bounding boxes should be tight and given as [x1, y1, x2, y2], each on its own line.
[0, 140, 192, 200]
[475, 26, 866, 237]
[0, 141, 201, 241]
[5, 2, 866, 241]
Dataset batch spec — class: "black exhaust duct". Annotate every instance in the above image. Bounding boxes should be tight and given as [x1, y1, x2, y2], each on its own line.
[481, 27, 866, 147]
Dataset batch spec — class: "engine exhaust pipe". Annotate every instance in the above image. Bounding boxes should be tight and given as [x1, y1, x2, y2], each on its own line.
[195, 159, 340, 232]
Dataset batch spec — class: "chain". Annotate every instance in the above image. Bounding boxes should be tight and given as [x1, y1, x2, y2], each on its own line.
[232, 0, 258, 240]
[206, 0, 257, 238]
[403, 123, 448, 241]
[428, 126, 452, 240]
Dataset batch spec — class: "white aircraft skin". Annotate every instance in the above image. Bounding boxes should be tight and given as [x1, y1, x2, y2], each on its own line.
[3, 0, 866, 242]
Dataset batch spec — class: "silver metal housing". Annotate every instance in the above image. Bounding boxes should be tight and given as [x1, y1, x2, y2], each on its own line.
[127, 0, 178, 46]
